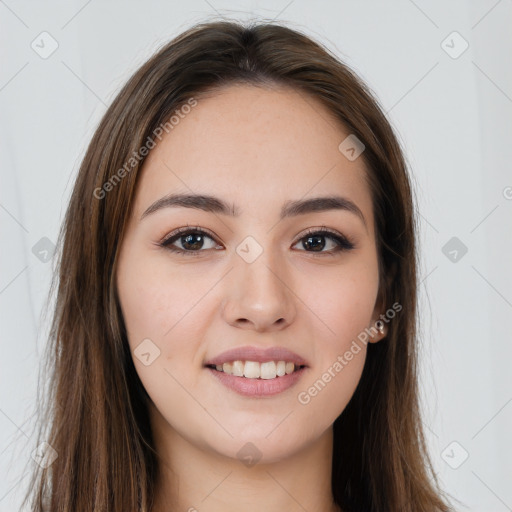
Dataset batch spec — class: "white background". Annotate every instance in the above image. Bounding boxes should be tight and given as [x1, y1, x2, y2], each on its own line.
[1, 1, 511, 511]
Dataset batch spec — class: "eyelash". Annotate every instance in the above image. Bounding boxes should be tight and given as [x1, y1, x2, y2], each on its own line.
[158, 225, 355, 257]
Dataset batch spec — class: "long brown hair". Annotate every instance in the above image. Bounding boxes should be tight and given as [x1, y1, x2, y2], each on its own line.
[24, 19, 456, 511]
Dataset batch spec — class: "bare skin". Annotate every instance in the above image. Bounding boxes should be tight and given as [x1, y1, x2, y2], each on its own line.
[116, 83, 386, 512]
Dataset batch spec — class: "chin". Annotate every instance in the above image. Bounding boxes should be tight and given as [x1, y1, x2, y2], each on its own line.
[216, 430, 313, 465]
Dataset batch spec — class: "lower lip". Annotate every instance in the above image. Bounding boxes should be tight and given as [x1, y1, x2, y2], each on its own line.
[206, 367, 307, 397]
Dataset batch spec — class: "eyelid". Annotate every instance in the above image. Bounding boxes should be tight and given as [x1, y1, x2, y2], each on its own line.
[159, 225, 219, 245]
[294, 225, 343, 243]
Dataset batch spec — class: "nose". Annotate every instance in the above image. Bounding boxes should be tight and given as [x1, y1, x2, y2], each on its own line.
[221, 250, 297, 332]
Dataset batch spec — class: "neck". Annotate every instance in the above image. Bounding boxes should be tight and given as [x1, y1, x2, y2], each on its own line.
[149, 403, 341, 512]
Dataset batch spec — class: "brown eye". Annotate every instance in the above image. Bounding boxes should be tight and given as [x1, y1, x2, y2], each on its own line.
[292, 229, 355, 255]
[159, 226, 355, 257]
[160, 227, 221, 255]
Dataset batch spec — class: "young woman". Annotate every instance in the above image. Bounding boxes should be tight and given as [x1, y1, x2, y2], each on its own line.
[25, 19, 456, 512]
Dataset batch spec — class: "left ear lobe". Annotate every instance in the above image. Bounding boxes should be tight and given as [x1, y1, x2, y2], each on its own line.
[368, 320, 387, 343]
[368, 295, 387, 343]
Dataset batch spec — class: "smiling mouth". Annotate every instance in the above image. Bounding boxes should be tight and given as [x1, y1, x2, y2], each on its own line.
[205, 360, 306, 379]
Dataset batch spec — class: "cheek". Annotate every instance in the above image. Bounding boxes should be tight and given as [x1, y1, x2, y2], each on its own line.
[117, 251, 213, 348]
[294, 256, 379, 350]
[294, 275, 372, 424]
[116, 251, 213, 419]
[116, 250, 221, 413]
[297, 348, 366, 436]
[287, 259, 378, 423]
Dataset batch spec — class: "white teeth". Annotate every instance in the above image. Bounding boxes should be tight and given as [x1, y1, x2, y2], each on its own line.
[260, 361, 276, 379]
[213, 360, 301, 379]
[243, 361, 260, 379]
[232, 360, 244, 377]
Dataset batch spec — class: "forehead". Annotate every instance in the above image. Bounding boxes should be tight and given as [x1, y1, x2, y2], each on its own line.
[135, 84, 374, 232]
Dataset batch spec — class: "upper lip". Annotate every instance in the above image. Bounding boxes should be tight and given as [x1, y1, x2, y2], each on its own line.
[204, 346, 309, 367]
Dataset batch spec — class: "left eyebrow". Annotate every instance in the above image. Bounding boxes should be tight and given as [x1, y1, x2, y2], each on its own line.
[140, 193, 367, 230]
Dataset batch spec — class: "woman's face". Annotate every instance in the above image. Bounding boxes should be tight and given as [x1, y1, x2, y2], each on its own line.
[116, 84, 384, 464]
